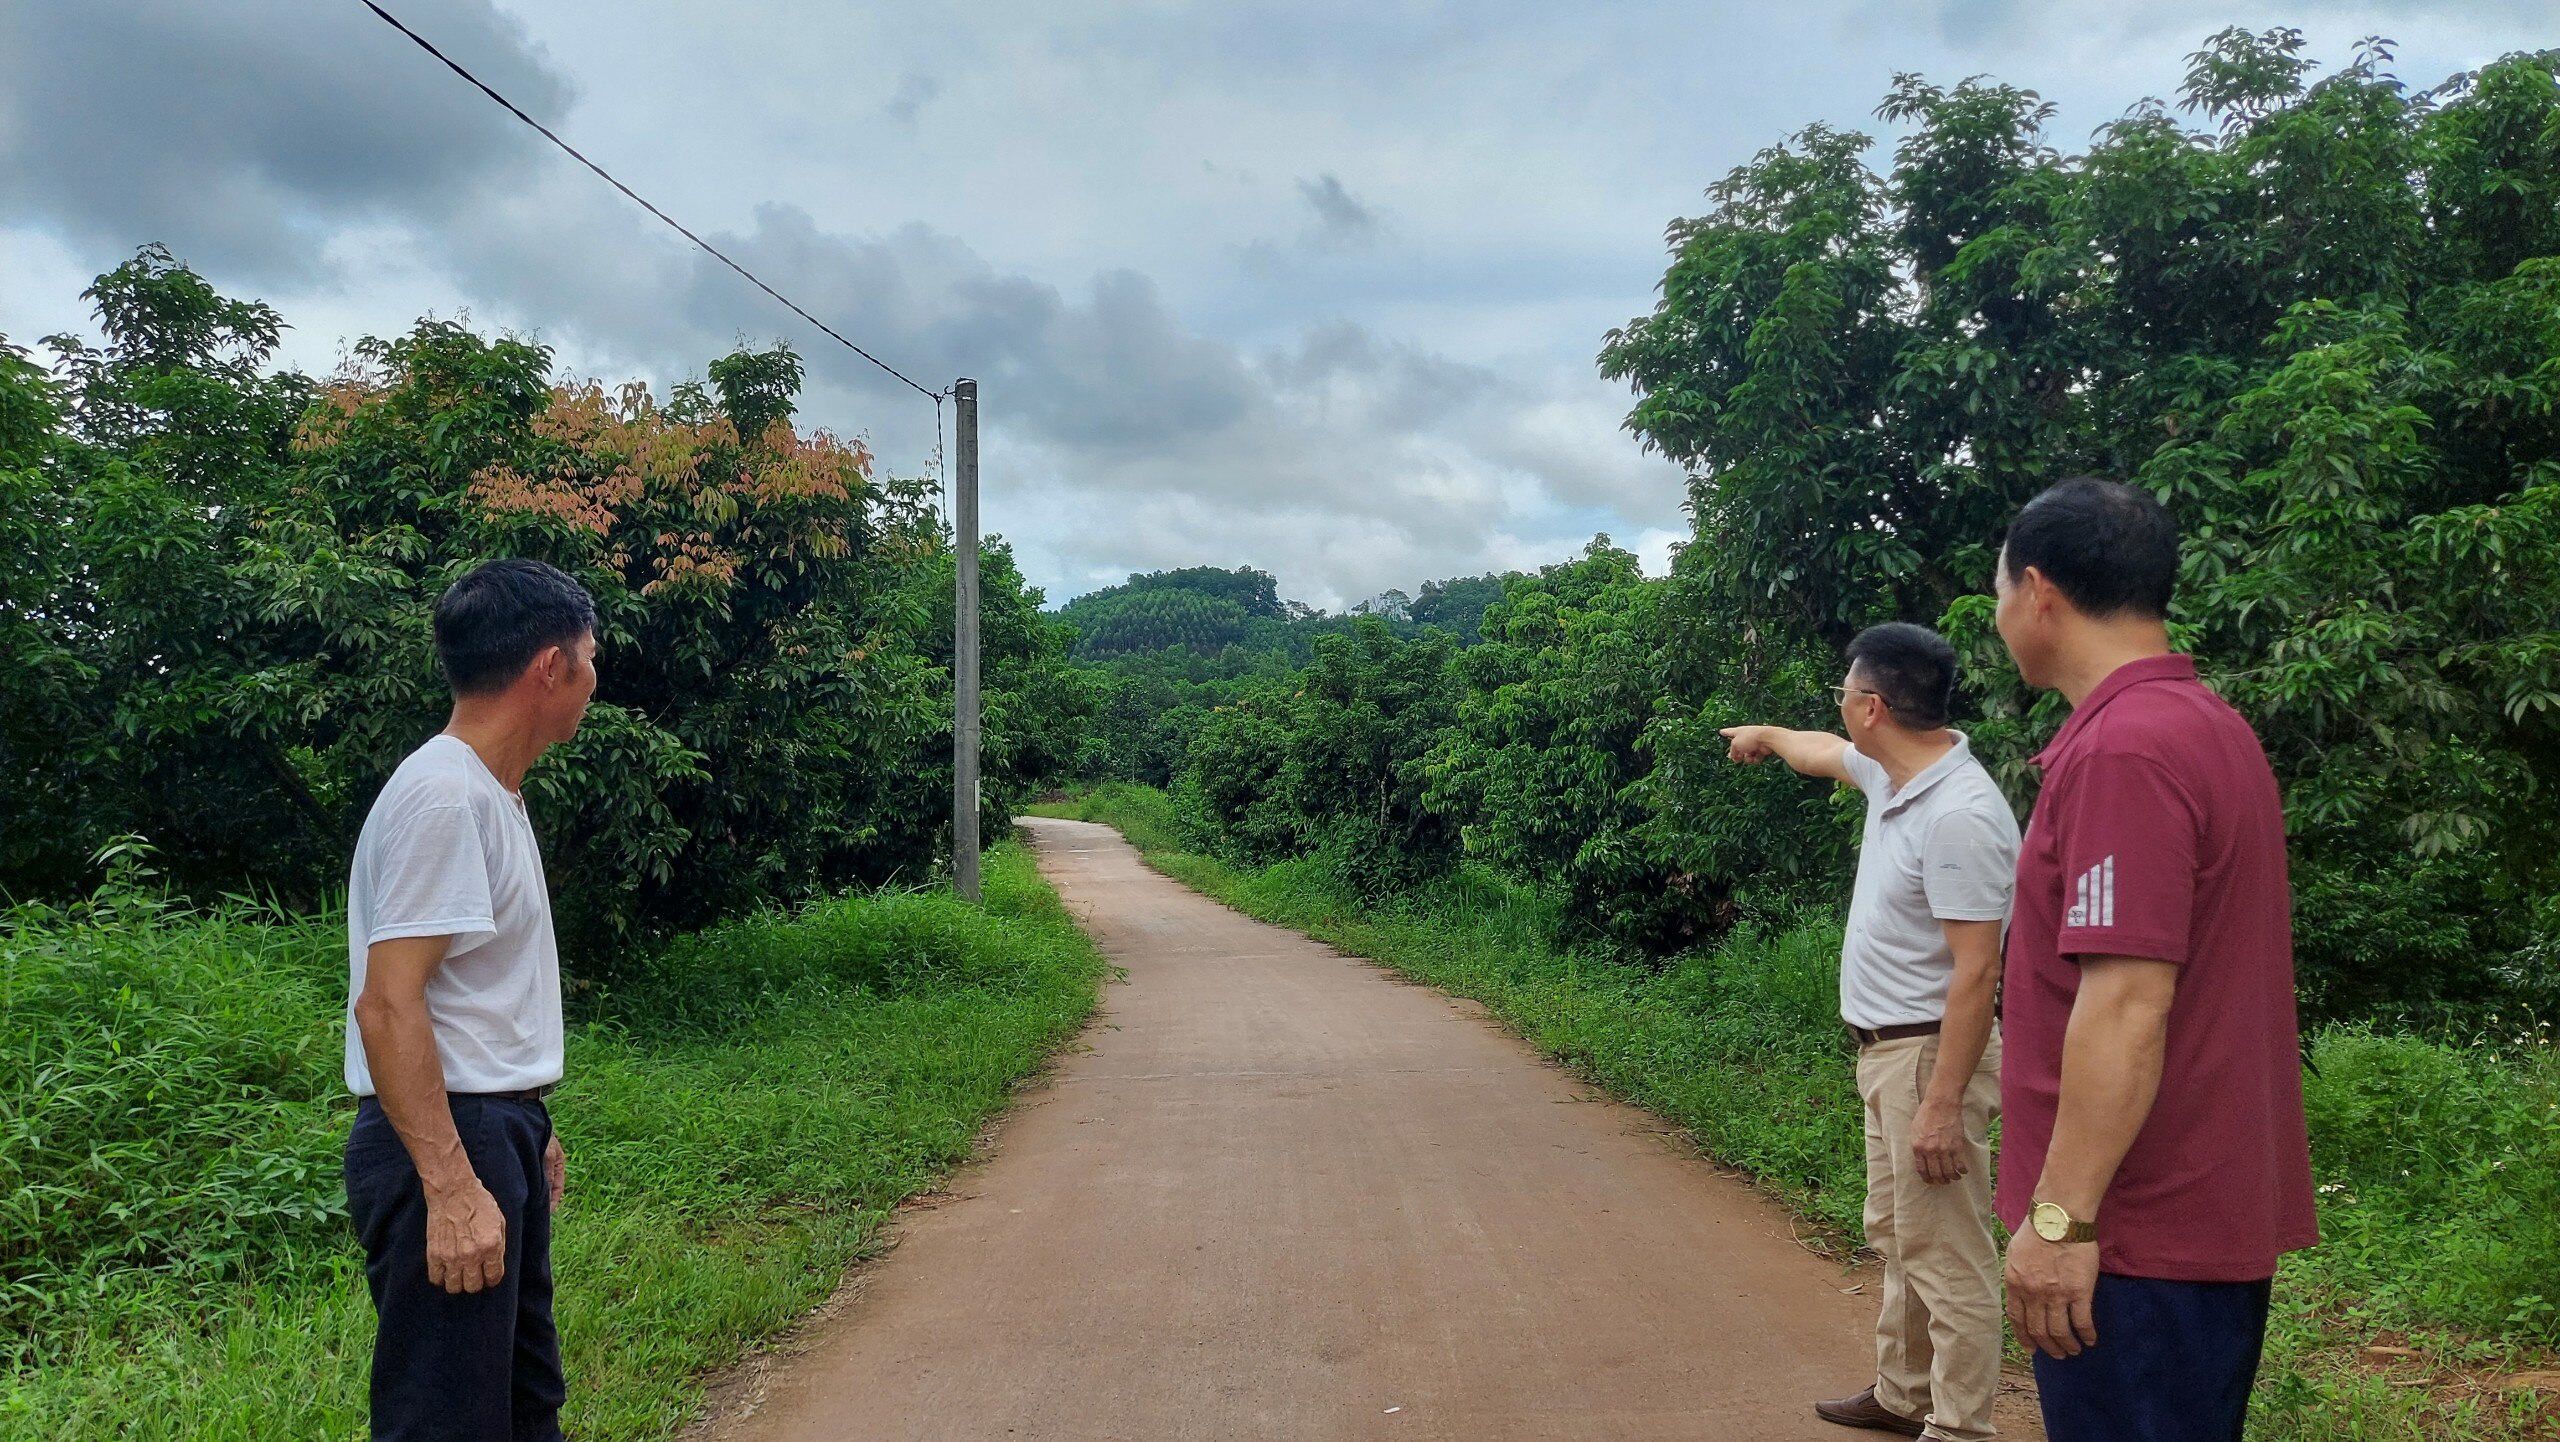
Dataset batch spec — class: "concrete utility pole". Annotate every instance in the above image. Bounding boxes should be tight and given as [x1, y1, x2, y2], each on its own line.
[952, 378, 982, 903]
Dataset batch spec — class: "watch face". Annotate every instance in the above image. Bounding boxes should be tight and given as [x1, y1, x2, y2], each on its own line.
[2031, 1203, 2068, 1242]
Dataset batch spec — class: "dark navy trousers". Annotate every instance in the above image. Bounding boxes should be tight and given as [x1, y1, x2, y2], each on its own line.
[345, 1094, 565, 1442]
[2031, 1273, 2273, 1442]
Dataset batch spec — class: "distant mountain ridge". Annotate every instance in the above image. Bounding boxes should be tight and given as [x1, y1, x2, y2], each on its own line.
[1054, 565, 1513, 659]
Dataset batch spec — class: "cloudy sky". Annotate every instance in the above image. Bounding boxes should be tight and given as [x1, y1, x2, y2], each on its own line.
[2, 1, 2545, 608]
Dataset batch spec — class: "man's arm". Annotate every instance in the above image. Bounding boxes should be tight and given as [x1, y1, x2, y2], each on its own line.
[353, 935, 509, 1295]
[1909, 918, 2000, 1186]
[2005, 955, 2179, 1359]
[1720, 725, 1852, 782]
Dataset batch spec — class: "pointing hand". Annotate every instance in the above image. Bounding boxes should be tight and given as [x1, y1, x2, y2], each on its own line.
[1720, 725, 1775, 763]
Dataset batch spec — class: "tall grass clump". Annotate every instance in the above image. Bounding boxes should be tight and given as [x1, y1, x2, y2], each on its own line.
[2298, 1028, 2560, 1347]
[0, 862, 346, 1351]
[3, 841, 1104, 1441]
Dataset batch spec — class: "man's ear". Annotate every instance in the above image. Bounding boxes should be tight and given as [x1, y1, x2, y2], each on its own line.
[2018, 564, 2055, 615]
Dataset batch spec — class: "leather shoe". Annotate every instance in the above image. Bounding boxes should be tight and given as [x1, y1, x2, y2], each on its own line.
[1813, 1385, 1925, 1437]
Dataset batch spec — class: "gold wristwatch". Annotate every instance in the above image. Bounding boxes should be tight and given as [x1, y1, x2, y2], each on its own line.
[2029, 1201, 2098, 1244]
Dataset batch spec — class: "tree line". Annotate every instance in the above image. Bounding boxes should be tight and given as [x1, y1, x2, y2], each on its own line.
[1086, 32, 2560, 1025]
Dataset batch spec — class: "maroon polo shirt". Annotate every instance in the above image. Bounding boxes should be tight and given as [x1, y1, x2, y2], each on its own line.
[1997, 653, 2319, 1281]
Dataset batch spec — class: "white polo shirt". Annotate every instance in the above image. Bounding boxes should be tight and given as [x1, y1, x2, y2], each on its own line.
[344, 734, 565, 1096]
[1838, 732, 2020, 1029]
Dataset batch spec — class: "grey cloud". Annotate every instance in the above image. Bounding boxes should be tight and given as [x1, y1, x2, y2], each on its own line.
[1235, 174, 1387, 278]
[0, 0, 565, 282]
[1297, 173, 1381, 250]
[395, 177, 1612, 589]
[883, 73, 940, 127]
[0, 0, 1700, 606]
[1261, 322, 1501, 437]
[647, 208, 1264, 454]
[1910, 0, 2554, 55]
[1926, 0, 2027, 46]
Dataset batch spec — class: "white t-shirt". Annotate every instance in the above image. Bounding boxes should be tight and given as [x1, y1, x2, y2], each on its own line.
[344, 734, 564, 1096]
[1838, 732, 2020, 1029]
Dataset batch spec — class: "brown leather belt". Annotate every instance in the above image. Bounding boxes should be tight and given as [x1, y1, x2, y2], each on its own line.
[469, 1084, 556, 1103]
[1848, 1020, 1942, 1047]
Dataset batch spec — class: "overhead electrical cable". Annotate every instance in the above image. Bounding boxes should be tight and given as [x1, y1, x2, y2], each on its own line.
[359, 0, 948, 411]
[361, 0, 986, 903]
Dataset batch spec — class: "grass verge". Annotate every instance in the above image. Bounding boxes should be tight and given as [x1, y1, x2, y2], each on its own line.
[1, 840, 1104, 1440]
[1054, 783, 2560, 1440]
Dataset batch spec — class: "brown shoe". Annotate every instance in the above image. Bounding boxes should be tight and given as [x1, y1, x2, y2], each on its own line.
[1813, 1385, 1926, 1437]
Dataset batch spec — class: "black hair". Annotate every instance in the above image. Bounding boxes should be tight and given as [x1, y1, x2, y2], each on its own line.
[2001, 477, 2179, 620]
[433, 559, 597, 696]
[1844, 622, 1959, 731]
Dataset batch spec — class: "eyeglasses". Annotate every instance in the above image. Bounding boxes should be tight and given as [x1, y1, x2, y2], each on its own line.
[1829, 684, 1894, 710]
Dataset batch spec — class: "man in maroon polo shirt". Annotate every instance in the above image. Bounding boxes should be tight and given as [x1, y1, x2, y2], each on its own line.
[1991, 478, 2318, 1442]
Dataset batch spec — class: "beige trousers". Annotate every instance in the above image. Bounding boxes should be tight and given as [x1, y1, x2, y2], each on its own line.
[1857, 1029, 2003, 1442]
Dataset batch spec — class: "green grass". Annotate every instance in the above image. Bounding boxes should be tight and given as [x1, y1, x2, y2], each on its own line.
[1, 840, 1104, 1440]
[1059, 783, 2560, 1440]
[1027, 781, 1190, 855]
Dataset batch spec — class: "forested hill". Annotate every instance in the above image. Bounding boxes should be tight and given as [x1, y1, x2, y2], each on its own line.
[1056, 564, 1516, 782]
[1056, 565, 1511, 658]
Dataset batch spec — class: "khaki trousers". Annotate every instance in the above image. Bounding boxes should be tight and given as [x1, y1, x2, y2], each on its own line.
[1857, 1029, 2003, 1442]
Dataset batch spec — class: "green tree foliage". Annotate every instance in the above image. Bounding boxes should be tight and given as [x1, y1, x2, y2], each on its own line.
[1122, 564, 1290, 618]
[1426, 544, 1703, 949]
[1599, 34, 2560, 1017]
[0, 250, 1080, 958]
[1407, 573, 1514, 645]
[1427, 542, 1855, 953]
[1285, 620, 1464, 893]
[1064, 587, 1252, 657]
[1157, 542, 1853, 955]
[3, 248, 323, 900]
[1054, 564, 1298, 660]
[1177, 618, 1461, 897]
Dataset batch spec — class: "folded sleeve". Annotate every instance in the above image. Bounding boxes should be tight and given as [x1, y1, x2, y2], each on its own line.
[1923, 804, 2017, 922]
[2048, 754, 2198, 964]
[363, 804, 498, 954]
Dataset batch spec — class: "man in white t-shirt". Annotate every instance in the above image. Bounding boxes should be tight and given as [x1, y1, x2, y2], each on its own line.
[1722, 622, 2021, 1442]
[344, 557, 597, 1442]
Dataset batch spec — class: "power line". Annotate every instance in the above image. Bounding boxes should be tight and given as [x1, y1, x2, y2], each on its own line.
[359, 0, 947, 405]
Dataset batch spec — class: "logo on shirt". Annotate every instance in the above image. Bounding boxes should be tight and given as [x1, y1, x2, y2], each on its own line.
[2066, 855, 2116, 928]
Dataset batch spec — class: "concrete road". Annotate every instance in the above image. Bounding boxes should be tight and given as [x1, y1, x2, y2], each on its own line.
[703, 817, 2040, 1441]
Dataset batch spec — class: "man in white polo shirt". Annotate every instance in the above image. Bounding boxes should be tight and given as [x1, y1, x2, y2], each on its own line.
[1724, 622, 2021, 1442]
[344, 558, 597, 1442]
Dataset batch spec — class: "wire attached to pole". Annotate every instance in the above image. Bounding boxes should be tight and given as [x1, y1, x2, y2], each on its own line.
[933, 395, 950, 530]
[361, 0, 947, 405]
